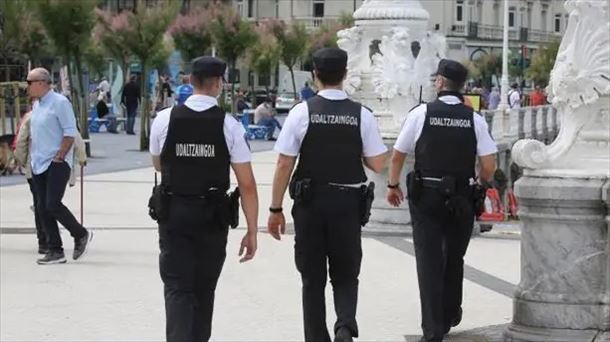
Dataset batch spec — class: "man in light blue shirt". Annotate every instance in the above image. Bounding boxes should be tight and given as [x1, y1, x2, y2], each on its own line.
[28, 68, 92, 265]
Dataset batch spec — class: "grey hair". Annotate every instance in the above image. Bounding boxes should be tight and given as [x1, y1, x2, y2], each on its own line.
[29, 68, 52, 83]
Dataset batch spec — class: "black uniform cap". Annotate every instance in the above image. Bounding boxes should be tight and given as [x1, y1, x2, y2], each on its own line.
[313, 48, 348, 73]
[191, 56, 227, 79]
[435, 59, 468, 85]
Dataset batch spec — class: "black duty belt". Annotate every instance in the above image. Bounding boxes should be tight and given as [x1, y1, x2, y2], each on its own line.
[420, 176, 474, 190]
[166, 189, 228, 199]
[314, 183, 364, 193]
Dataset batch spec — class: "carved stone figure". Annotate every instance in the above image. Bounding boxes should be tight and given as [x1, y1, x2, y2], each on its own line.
[512, 0, 610, 176]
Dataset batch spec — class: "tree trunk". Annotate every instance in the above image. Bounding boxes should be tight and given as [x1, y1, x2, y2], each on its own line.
[65, 61, 80, 123]
[289, 65, 297, 99]
[74, 55, 91, 157]
[230, 60, 236, 114]
[139, 62, 149, 151]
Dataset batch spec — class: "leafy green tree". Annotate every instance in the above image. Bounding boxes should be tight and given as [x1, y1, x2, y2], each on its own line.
[95, 10, 134, 86]
[170, 5, 214, 64]
[37, 0, 97, 144]
[271, 21, 309, 98]
[83, 43, 107, 80]
[527, 41, 560, 87]
[0, 0, 49, 80]
[465, 53, 501, 89]
[0, 0, 22, 81]
[118, 0, 178, 150]
[209, 4, 257, 113]
[248, 21, 281, 101]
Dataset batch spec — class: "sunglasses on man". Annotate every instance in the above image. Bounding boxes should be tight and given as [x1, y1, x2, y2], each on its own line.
[26, 79, 46, 85]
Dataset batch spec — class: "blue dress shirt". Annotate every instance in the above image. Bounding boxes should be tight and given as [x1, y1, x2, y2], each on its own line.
[30, 90, 77, 175]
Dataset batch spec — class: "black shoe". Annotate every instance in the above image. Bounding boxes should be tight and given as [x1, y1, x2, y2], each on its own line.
[38, 246, 49, 255]
[37, 251, 67, 265]
[334, 327, 353, 342]
[451, 308, 463, 327]
[267, 137, 277, 141]
[73, 230, 93, 260]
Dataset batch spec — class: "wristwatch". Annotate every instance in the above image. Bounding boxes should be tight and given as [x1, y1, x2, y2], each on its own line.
[269, 207, 283, 213]
[387, 183, 400, 189]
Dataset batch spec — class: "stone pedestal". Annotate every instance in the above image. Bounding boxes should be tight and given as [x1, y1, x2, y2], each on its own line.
[364, 144, 412, 235]
[504, 174, 610, 341]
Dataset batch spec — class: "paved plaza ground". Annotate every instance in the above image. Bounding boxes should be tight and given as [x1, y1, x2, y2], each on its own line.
[0, 129, 520, 341]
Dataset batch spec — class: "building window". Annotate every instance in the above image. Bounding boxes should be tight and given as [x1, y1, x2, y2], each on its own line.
[493, 1, 500, 24]
[313, 0, 324, 18]
[247, 0, 254, 18]
[236, 0, 244, 17]
[554, 14, 561, 32]
[117, 0, 135, 12]
[509, 7, 515, 27]
[456, 0, 464, 22]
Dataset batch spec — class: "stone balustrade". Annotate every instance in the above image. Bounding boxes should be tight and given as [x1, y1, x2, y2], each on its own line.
[480, 105, 560, 182]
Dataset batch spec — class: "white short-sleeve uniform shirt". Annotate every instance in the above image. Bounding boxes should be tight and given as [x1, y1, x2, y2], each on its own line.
[274, 89, 387, 158]
[149, 94, 251, 163]
[394, 95, 498, 156]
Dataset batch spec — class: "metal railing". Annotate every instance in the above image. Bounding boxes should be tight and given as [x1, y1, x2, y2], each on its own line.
[450, 22, 557, 43]
[291, 16, 339, 29]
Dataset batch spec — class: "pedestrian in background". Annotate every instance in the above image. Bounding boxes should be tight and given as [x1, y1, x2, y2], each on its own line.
[254, 97, 282, 141]
[508, 83, 521, 109]
[488, 87, 500, 110]
[26, 67, 92, 265]
[160, 74, 173, 108]
[174, 75, 193, 106]
[14, 109, 88, 254]
[121, 74, 140, 135]
[529, 85, 546, 106]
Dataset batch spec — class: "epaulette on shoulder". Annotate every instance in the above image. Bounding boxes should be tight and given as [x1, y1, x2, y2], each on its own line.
[408, 102, 426, 114]
[289, 101, 303, 111]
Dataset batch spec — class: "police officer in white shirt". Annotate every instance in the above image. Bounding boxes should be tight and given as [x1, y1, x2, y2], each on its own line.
[267, 48, 388, 342]
[149, 56, 259, 342]
[387, 59, 497, 342]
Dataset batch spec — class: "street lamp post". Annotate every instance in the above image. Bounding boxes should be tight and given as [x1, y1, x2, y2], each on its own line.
[499, 0, 510, 110]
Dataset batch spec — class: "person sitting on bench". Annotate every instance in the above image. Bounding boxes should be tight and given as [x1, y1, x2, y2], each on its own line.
[254, 97, 282, 141]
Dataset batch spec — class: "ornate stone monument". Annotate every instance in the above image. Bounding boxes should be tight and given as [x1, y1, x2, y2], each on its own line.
[506, 1, 610, 341]
[337, 0, 446, 233]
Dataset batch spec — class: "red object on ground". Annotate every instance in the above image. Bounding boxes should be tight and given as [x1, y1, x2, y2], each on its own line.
[478, 188, 505, 221]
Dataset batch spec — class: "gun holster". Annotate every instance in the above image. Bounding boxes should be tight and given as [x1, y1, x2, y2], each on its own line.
[227, 188, 240, 229]
[148, 183, 169, 223]
[360, 182, 375, 226]
[406, 171, 423, 204]
[289, 178, 312, 203]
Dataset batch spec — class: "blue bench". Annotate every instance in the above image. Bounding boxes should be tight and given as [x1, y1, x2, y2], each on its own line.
[88, 106, 125, 133]
[245, 125, 271, 140]
[237, 110, 271, 140]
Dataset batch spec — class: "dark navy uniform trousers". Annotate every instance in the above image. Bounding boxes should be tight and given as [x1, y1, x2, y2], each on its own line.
[159, 196, 228, 342]
[409, 187, 474, 341]
[292, 185, 363, 342]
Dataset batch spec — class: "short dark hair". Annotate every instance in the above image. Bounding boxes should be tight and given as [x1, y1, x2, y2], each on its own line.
[442, 76, 464, 92]
[315, 69, 346, 86]
[191, 74, 219, 89]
